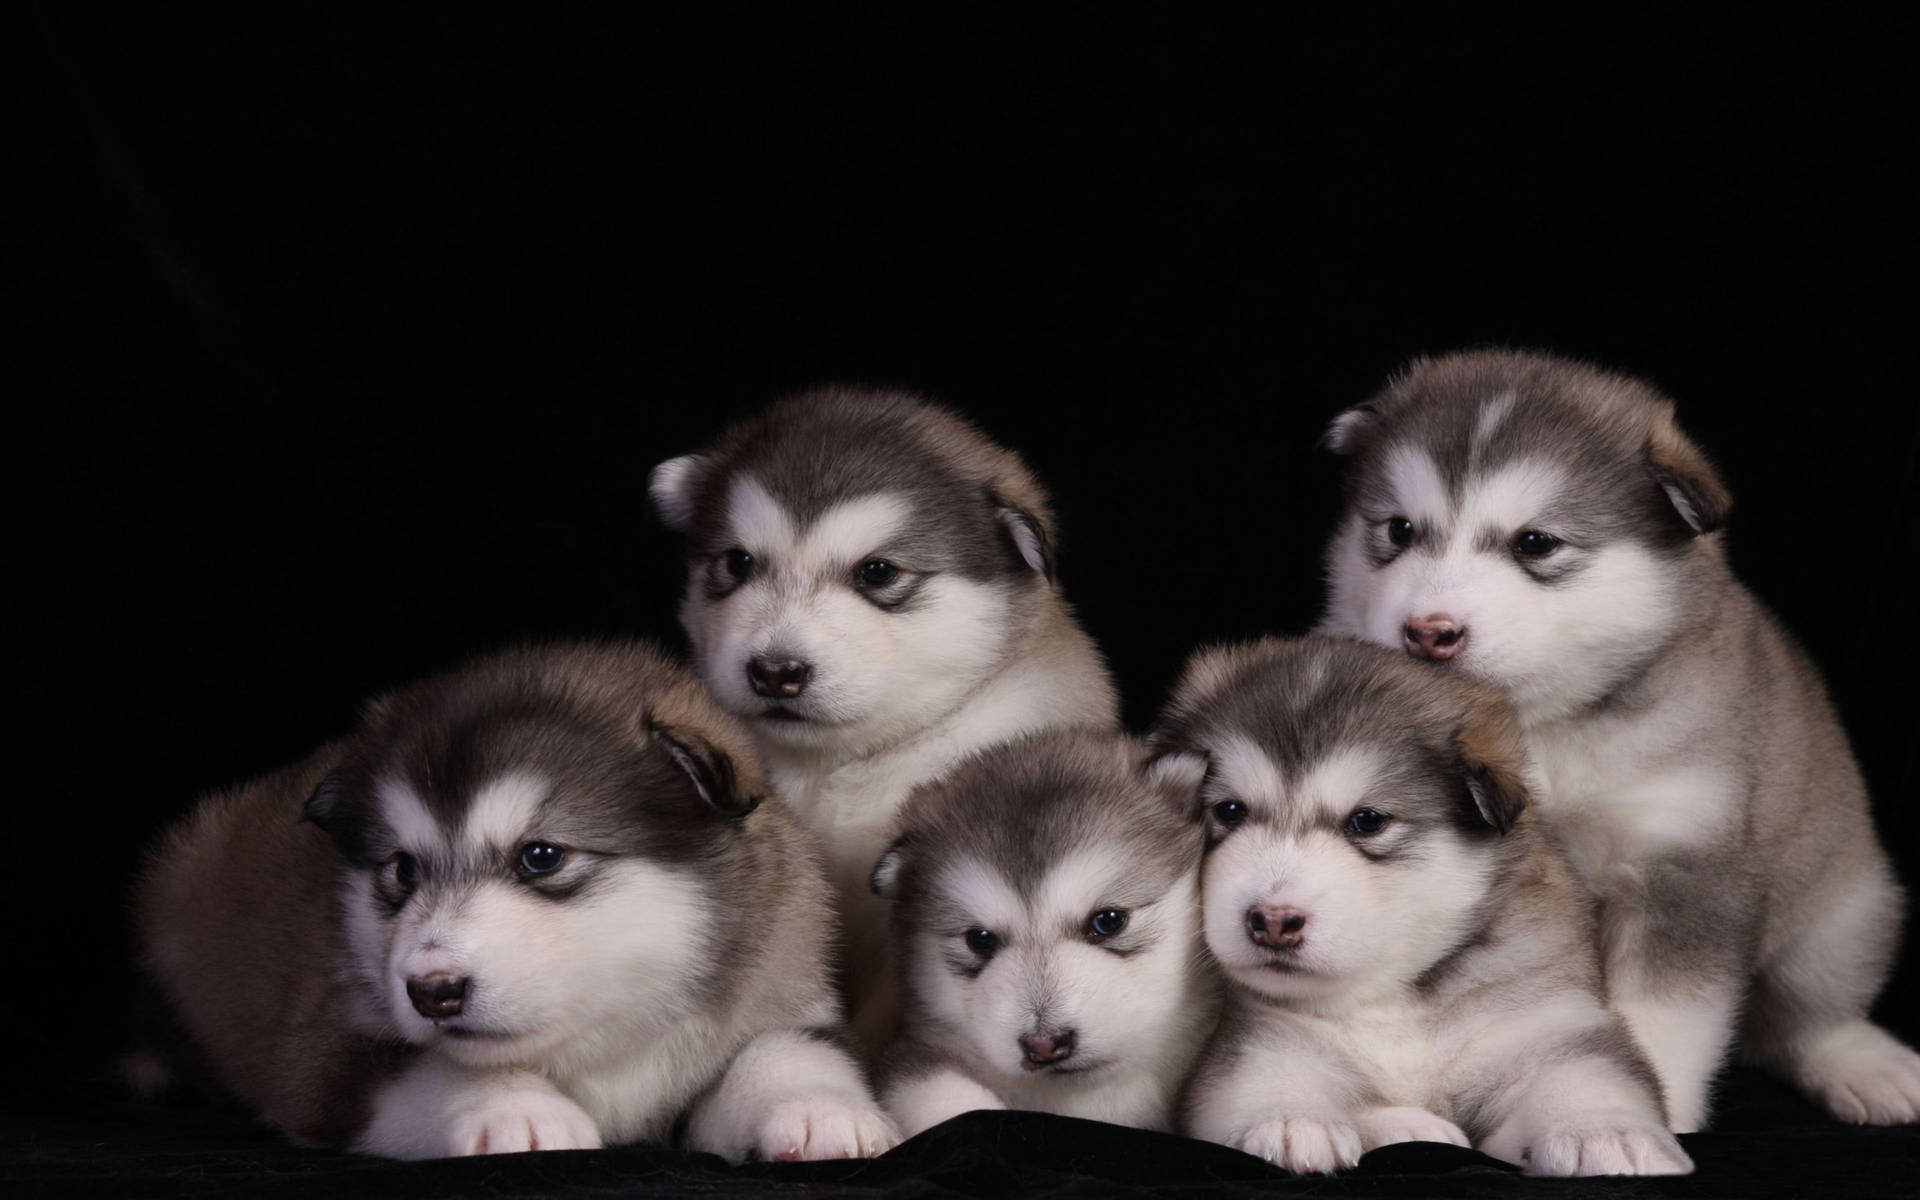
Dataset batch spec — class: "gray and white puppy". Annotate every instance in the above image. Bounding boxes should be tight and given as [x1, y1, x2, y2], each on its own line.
[869, 728, 1218, 1136]
[1317, 347, 1919, 1131]
[650, 388, 1120, 1045]
[1152, 635, 1691, 1177]
[135, 641, 897, 1161]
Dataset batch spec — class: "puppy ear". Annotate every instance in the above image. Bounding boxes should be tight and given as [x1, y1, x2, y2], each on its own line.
[1646, 412, 1731, 535]
[1145, 750, 1209, 820]
[649, 453, 709, 532]
[301, 773, 352, 832]
[995, 502, 1053, 580]
[1320, 404, 1377, 455]
[870, 835, 911, 898]
[1452, 705, 1531, 835]
[649, 723, 762, 818]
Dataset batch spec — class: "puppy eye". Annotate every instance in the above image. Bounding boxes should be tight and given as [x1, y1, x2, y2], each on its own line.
[1514, 530, 1559, 558]
[1211, 799, 1249, 828]
[963, 927, 998, 956]
[723, 548, 754, 581]
[391, 852, 420, 891]
[518, 843, 565, 875]
[1346, 808, 1390, 836]
[1086, 908, 1129, 940]
[1385, 517, 1416, 548]
[858, 559, 900, 587]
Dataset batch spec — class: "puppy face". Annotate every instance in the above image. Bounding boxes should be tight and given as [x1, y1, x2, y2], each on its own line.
[1319, 349, 1730, 722]
[307, 703, 756, 1070]
[1149, 637, 1530, 1007]
[874, 731, 1205, 1082]
[652, 389, 1057, 755]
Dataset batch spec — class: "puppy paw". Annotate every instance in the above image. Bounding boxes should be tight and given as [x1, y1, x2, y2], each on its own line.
[446, 1088, 602, 1156]
[755, 1096, 900, 1161]
[1356, 1105, 1470, 1151]
[1524, 1111, 1692, 1177]
[1794, 1022, 1920, 1125]
[1238, 1114, 1363, 1175]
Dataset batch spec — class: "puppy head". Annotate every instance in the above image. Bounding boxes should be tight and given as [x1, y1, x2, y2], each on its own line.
[1148, 635, 1531, 1007]
[649, 387, 1059, 755]
[871, 728, 1206, 1083]
[305, 642, 765, 1070]
[1318, 347, 1731, 722]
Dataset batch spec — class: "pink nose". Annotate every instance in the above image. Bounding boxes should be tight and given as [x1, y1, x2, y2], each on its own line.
[1019, 1030, 1076, 1065]
[1403, 614, 1467, 660]
[1246, 905, 1308, 949]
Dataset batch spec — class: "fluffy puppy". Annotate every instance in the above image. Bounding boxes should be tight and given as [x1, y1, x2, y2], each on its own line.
[1153, 635, 1690, 1177]
[1317, 347, 1918, 1130]
[650, 388, 1119, 1045]
[870, 728, 1217, 1135]
[134, 641, 896, 1161]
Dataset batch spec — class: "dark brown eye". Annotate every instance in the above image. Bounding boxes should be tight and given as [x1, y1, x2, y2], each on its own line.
[724, 548, 754, 581]
[964, 928, 998, 956]
[1346, 808, 1390, 836]
[1514, 530, 1559, 558]
[1212, 799, 1248, 828]
[1386, 517, 1416, 548]
[859, 559, 900, 587]
[391, 852, 419, 892]
[1087, 909, 1128, 940]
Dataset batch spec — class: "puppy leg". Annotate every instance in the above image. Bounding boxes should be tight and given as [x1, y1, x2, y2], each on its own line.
[880, 1063, 1007, 1138]
[1476, 1054, 1692, 1177]
[1608, 975, 1742, 1133]
[1355, 1106, 1469, 1151]
[355, 1056, 601, 1159]
[683, 1029, 899, 1162]
[1744, 857, 1920, 1124]
[1184, 1042, 1364, 1175]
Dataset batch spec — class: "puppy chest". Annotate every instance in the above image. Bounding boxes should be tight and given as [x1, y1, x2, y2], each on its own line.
[1332, 1007, 1446, 1112]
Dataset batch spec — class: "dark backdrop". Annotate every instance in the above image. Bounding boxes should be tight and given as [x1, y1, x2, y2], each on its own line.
[15, 6, 1918, 1191]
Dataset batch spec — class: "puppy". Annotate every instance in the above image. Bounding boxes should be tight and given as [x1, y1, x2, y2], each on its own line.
[870, 728, 1218, 1135]
[1317, 347, 1919, 1130]
[650, 387, 1119, 1045]
[1153, 635, 1691, 1177]
[134, 640, 897, 1160]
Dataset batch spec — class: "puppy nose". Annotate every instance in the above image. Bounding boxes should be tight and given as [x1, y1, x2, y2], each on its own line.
[747, 657, 812, 697]
[1246, 905, 1308, 949]
[406, 973, 468, 1019]
[1403, 614, 1467, 660]
[1019, 1029, 1076, 1065]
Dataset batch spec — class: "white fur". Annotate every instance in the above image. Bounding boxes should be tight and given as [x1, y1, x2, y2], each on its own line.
[376, 776, 440, 856]
[647, 453, 706, 531]
[684, 1030, 900, 1160]
[460, 772, 548, 857]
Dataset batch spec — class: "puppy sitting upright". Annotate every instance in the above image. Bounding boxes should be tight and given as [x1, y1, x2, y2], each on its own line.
[1152, 635, 1690, 1177]
[651, 388, 1119, 1044]
[870, 728, 1218, 1135]
[135, 641, 896, 1161]
[1317, 348, 1919, 1130]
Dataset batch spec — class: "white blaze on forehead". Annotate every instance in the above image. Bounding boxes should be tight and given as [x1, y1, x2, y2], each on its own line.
[462, 771, 550, 853]
[1380, 444, 1449, 524]
[1032, 845, 1132, 925]
[376, 776, 440, 853]
[1454, 458, 1566, 538]
[1209, 733, 1286, 809]
[1292, 746, 1387, 824]
[1472, 390, 1517, 446]
[724, 477, 913, 575]
[934, 856, 1024, 934]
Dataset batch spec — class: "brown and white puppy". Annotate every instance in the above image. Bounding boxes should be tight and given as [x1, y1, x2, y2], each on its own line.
[870, 728, 1217, 1136]
[650, 388, 1119, 1047]
[1154, 635, 1690, 1177]
[1317, 348, 1918, 1131]
[134, 640, 896, 1161]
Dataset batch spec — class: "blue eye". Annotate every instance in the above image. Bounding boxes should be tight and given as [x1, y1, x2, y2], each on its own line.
[1087, 909, 1128, 940]
[518, 843, 565, 875]
[859, 559, 900, 587]
[964, 928, 998, 956]
[1346, 809, 1390, 836]
[1515, 530, 1560, 558]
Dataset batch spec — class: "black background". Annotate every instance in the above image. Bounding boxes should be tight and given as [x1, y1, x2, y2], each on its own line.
[15, 7, 1919, 1196]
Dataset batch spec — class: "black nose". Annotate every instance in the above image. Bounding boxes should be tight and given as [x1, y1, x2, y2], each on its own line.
[1019, 1029, 1076, 1066]
[748, 657, 812, 698]
[406, 973, 467, 1019]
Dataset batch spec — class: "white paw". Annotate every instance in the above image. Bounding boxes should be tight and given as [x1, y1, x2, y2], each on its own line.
[1796, 1023, 1920, 1125]
[1524, 1112, 1692, 1177]
[1355, 1105, 1470, 1151]
[755, 1096, 900, 1161]
[1238, 1114, 1363, 1175]
[446, 1088, 603, 1156]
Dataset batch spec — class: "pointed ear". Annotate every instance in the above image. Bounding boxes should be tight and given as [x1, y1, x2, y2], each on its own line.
[1453, 704, 1531, 835]
[994, 498, 1054, 581]
[1320, 404, 1378, 455]
[1145, 750, 1209, 820]
[649, 723, 762, 818]
[302, 773, 352, 831]
[649, 453, 709, 532]
[870, 835, 911, 897]
[1646, 412, 1731, 535]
